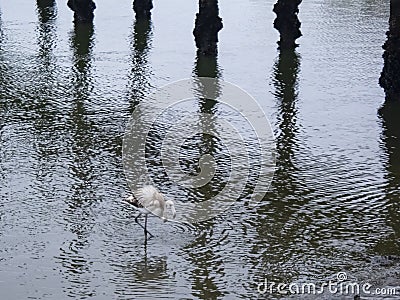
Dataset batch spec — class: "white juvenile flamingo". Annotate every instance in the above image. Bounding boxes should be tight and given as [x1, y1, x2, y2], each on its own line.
[125, 185, 176, 238]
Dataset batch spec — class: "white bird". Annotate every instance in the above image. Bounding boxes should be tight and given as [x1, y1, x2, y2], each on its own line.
[125, 185, 176, 238]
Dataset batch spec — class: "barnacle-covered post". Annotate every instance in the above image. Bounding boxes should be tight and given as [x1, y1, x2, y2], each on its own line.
[67, 0, 96, 23]
[379, 0, 400, 101]
[133, 0, 153, 19]
[273, 0, 302, 49]
[193, 0, 223, 56]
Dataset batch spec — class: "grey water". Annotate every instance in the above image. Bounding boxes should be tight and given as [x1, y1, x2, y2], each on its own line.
[0, 0, 399, 299]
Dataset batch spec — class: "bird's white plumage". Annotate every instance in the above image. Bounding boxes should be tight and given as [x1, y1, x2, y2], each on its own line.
[136, 185, 165, 218]
[124, 185, 176, 238]
[127, 185, 176, 221]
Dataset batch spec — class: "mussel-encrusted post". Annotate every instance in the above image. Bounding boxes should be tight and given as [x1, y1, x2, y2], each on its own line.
[67, 0, 96, 23]
[193, 0, 223, 56]
[379, 0, 400, 101]
[273, 0, 302, 49]
[133, 0, 153, 19]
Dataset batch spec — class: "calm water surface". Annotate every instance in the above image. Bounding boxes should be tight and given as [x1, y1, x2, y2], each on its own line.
[0, 0, 399, 299]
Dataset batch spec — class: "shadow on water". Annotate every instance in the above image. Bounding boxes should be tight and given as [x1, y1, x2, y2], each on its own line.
[377, 102, 400, 255]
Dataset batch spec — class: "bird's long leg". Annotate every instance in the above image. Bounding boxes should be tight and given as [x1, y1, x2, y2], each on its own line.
[144, 215, 147, 238]
[135, 213, 142, 227]
[135, 213, 154, 238]
[135, 213, 148, 234]
[144, 214, 154, 239]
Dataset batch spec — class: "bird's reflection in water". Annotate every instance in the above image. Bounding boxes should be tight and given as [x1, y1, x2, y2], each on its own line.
[112, 245, 169, 297]
[129, 246, 168, 282]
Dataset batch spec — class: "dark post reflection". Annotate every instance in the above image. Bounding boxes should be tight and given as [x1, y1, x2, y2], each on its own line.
[251, 49, 303, 282]
[0, 10, 7, 129]
[0, 10, 3, 49]
[37, 0, 56, 22]
[184, 229, 226, 299]
[194, 53, 221, 113]
[127, 16, 159, 187]
[192, 53, 225, 199]
[182, 52, 226, 299]
[185, 52, 221, 207]
[56, 22, 96, 298]
[36, 1, 57, 46]
[32, 0, 60, 186]
[128, 17, 153, 110]
[0, 10, 9, 91]
[376, 102, 400, 254]
[36, 0, 57, 76]
[272, 49, 301, 194]
[268, 49, 302, 234]
[128, 17, 181, 195]
[68, 22, 95, 214]
[70, 23, 94, 91]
